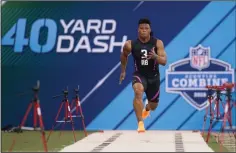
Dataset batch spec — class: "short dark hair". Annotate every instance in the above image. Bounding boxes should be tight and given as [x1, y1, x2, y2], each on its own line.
[138, 18, 151, 25]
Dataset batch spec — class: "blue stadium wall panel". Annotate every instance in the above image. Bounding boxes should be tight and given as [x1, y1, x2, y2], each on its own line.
[1, 1, 235, 131]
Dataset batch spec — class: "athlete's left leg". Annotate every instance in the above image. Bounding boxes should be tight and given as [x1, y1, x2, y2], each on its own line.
[142, 77, 160, 119]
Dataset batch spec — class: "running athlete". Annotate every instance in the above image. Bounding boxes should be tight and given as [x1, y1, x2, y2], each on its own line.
[119, 18, 167, 132]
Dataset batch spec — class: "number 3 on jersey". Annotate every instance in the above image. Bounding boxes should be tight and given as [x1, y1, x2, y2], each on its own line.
[141, 49, 148, 66]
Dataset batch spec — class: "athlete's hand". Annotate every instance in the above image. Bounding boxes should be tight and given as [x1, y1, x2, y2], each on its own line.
[119, 72, 126, 84]
[147, 47, 158, 60]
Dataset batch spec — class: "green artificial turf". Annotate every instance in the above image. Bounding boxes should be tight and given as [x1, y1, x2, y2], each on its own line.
[2, 130, 93, 152]
[202, 133, 229, 152]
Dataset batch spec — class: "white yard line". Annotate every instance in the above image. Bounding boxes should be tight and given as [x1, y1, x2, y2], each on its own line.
[60, 130, 214, 152]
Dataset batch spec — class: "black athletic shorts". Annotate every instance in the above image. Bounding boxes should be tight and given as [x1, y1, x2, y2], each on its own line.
[132, 72, 160, 103]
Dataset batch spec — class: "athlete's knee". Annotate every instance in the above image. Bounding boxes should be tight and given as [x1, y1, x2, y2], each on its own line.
[133, 83, 144, 100]
[134, 89, 143, 99]
[148, 101, 159, 110]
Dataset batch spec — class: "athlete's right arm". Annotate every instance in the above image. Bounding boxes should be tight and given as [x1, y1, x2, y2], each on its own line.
[120, 40, 132, 73]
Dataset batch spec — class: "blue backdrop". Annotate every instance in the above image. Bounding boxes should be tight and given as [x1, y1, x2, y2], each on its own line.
[1, 1, 235, 131]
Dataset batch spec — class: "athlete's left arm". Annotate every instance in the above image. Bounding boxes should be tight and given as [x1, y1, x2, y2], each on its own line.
[155, 39, 167, 66]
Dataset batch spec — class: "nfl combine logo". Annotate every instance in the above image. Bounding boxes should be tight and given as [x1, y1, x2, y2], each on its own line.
[166, 44, 234, 111]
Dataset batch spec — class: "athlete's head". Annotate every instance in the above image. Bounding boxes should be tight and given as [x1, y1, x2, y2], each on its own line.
[138, 18, 151, 39]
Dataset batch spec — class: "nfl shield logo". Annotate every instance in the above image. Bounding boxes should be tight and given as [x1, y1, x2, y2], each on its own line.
[190, 44, 210, 70]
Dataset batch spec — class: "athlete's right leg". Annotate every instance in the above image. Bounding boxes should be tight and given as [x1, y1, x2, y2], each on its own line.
[132, 83, 144, 123]
[132, 73, 147, 132]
